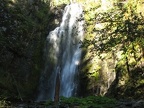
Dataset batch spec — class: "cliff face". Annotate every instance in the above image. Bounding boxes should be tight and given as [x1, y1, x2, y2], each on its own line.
[0, 0, 65, 100]
[78, 0, 144, 99]
[0, 0, 143, 101]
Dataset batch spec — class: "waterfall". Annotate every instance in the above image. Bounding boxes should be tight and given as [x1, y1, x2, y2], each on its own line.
[37, 3, 84, 101]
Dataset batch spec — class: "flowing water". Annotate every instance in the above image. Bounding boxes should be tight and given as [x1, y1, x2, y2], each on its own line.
[37, 3, 84, 101]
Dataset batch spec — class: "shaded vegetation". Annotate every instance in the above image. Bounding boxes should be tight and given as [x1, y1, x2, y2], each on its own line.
[0, 0, 52, 100]
[45, 96, 117, 108]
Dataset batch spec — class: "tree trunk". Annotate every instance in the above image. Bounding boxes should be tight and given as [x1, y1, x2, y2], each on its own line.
[54, 71, 60, 104]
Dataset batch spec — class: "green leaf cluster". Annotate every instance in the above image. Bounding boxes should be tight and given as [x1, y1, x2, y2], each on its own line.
[0, 0, 51, 99]
[80, 0, 144, 98]
[45, 96, 117, 108]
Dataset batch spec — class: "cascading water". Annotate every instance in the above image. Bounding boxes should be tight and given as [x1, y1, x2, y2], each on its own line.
[37, 3, 84, 101]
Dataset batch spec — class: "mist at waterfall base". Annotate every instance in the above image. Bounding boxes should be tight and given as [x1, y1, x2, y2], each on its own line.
[37, 3, 84, 101]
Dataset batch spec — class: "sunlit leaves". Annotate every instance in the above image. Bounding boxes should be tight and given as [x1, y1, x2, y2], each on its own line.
[88, 1, 144, 56]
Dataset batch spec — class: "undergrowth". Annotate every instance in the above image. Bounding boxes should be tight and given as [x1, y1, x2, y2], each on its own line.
[45, 96, 117, 108]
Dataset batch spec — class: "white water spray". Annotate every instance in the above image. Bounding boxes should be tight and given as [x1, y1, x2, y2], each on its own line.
[37, 3, 84, 101]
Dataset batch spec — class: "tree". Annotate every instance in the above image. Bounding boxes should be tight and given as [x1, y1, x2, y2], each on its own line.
[81, 0, 144, 98]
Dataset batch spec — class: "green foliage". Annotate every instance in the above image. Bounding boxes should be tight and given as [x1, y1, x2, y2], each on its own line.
[0, 97, 10, 107]
[82, 0, 144, 57]
[80, 0, 144, 98]
[0, 0, 51, 99]
[58, 96, 117, 108]
[1, 0, 143, 100]
[44, 99, 54, 106]
[85, 3, 144, 54]
[52, 0, 70, 6]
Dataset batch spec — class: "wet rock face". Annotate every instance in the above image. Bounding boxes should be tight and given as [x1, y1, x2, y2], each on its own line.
[47, 4, 66, 31]
[115, 100, 144, 108]
[132, 100, 144, 108]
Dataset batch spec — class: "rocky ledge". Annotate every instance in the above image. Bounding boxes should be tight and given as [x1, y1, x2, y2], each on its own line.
[115, 100, 144, 108]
